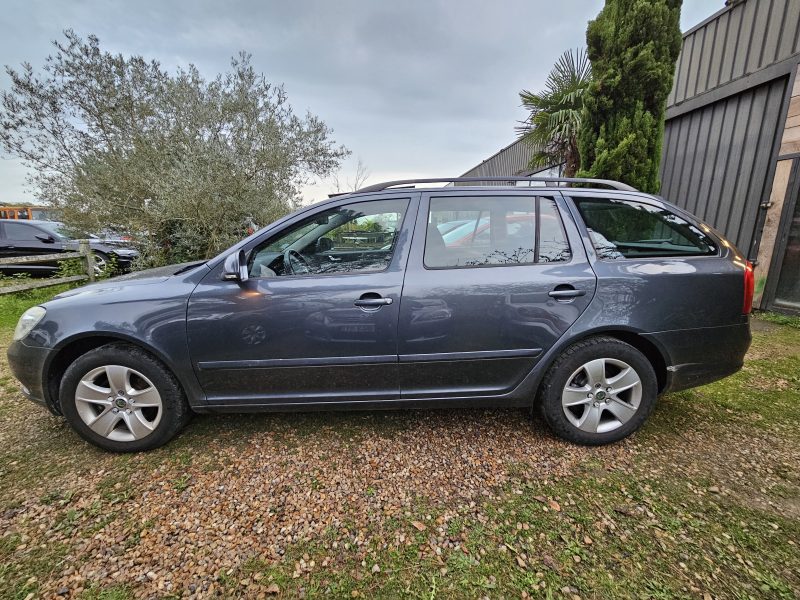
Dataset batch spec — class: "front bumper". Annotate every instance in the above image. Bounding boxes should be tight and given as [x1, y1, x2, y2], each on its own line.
[110, 254, 136, 272]
[7, 339, 58, 415]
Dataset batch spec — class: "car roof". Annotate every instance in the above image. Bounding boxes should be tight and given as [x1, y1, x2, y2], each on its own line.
[355, 176, 638, 193]
[326, 186, 660, 205]
[2, 219, 60, 226]
[323, 177, 660, 204]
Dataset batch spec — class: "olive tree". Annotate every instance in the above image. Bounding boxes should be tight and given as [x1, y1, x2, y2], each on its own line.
[0, 31, 349, 265]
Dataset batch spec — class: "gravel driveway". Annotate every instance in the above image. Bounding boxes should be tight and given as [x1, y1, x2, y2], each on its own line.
[1, 317, 798, 599]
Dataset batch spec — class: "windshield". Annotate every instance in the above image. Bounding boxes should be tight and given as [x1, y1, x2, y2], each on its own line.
[36, 221, 97, 241]
[35, 221, 69, 240]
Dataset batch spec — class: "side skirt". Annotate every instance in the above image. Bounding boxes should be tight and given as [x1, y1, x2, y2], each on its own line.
[192, 395, 530, 414]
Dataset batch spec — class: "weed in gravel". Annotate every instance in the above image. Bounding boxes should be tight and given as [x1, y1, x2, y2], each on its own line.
[172, 474, 192, 491]
[79, 584, 133, 600]
[95, 473, 134, 504]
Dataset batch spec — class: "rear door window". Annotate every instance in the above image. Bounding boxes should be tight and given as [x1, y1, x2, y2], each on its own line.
[572, 197, 717, 259]
[425, 195, 570, 268]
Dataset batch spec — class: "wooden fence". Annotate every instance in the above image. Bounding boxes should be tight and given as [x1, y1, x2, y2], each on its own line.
[0, 240, 95, 295]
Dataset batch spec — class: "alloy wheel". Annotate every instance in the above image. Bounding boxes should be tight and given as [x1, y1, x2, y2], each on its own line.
[74, 365, 162, 442]
[92, 253, 107, 275]
[561, 357, 642, 434]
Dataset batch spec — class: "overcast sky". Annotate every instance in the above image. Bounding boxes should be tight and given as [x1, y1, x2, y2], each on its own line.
[0, 0, 719, 204]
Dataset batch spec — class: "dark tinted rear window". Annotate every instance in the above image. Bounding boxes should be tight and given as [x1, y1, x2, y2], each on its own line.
[3, 222, 38, 241]
[573, 198, 717, 259]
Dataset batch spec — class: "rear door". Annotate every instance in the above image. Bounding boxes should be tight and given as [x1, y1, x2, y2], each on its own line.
[397, 190, 596, 399]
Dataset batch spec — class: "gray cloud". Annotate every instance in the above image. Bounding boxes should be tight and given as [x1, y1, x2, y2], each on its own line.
[0, 0, 719, 202]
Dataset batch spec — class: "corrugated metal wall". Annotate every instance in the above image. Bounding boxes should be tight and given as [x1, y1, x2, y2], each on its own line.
[660, 76, 788, 254]
[459, 139, 533, 184]
[660, 0, 800, 257]
[668, 0, 800, 107]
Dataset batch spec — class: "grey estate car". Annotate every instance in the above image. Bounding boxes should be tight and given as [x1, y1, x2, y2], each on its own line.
[7, 177, 754, 452]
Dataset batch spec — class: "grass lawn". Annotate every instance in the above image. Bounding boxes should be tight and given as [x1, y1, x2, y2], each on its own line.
[0, 286, 798, 599]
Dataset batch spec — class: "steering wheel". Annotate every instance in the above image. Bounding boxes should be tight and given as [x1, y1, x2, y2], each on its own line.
[283, 249, 311, 275]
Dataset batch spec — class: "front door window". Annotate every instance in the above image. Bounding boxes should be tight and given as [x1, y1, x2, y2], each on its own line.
[248, 198, 409, 278]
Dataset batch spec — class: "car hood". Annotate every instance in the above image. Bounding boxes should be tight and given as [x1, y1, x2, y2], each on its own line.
[52, 261, 208, 299]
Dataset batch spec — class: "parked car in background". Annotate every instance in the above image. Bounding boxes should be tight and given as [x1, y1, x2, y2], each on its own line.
[7, 177, 752, 452]
[0, 220, 139, 276]
[435, 218, 472, 235]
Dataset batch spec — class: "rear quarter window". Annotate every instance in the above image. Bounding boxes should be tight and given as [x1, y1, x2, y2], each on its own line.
[573, 197, 718, 260]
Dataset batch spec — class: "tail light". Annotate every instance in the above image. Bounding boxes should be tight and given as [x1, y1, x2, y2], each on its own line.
[743, 261, 754, 314]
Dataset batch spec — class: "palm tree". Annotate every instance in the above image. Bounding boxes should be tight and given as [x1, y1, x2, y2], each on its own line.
[517, 49, 591, 178]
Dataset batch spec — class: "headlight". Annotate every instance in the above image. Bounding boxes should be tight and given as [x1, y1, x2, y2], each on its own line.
[14, 306, 46, 341]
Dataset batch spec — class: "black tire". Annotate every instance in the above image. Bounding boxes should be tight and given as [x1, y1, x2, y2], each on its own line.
[60, 342, 191, 452]
[538, 336, 657, 446]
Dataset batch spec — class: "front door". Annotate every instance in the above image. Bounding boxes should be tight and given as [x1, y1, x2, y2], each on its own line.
[398, 191, 596, 399]
[0, 221, 63, 274]
[186, 195, 417, 406]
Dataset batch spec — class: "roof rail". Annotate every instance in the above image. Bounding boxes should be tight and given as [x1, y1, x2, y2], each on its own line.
[355, 176, 637, 193]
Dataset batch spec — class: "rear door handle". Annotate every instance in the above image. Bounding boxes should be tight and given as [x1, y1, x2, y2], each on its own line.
[354, 297, 393, 307]
[548, 288, 586, 299]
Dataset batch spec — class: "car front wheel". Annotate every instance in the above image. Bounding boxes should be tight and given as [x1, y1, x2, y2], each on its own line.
[539, 336, 657, 445]
[60, 342, 191, 452]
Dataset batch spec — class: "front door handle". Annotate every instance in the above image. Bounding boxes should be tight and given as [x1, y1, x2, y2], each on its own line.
[548, 288, 586, 299]
[354, 297, 393, 308]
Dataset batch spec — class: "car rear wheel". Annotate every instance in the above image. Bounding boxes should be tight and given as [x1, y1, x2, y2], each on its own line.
[538, 336, 657, 445]
[60, 342, 191, 452]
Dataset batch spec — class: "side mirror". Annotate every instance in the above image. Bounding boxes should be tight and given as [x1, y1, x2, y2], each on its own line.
[36, 234, 55, 244]
[222, 249, 249, 282]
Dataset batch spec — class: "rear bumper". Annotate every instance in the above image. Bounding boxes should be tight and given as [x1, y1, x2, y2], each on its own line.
[644, 321, 751, 393]
[6, 339, 58, 415]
